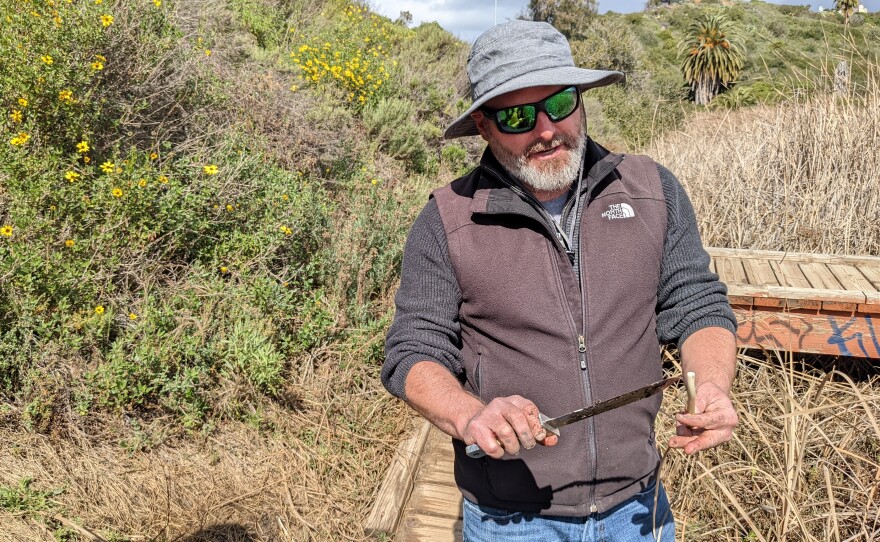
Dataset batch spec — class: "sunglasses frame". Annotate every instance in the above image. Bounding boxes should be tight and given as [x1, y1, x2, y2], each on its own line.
[480, 86, 581, 134]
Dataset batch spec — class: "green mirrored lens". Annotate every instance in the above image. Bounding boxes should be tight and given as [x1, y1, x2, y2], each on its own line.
[498, 105, 536, 133]
[545, 89, 577, 120]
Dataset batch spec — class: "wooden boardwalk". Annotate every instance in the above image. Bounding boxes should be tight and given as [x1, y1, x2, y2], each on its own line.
[365, 248, 880, 541]
[366, 421, 461, 541]
[707, 248, 880, 358]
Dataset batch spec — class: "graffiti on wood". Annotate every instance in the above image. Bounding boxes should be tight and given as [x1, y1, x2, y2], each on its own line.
[827, 315, 880, 358]
[733, 307, 880, 359]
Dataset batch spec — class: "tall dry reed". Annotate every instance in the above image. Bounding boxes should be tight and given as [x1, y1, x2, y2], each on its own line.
[660, 352, 880, 541]
[650, 66, 880, 256]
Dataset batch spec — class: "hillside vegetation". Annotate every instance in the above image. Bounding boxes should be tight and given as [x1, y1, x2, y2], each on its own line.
[0, 0, 878, 539]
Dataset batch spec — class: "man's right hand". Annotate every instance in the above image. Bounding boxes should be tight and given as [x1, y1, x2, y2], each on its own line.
[460, 395, 559, 459]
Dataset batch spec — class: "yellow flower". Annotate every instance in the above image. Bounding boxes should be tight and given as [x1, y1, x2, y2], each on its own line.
[371, 178, 378, 185]
[203, 164, 218, 175]
[91, 61, 103, 70]
[220, 266, 229, 274]
[153, 0, 161, 6]
[279, 225, 293, 235]
[281, 193, 289, 201]
[95, 54, 106, 62]
[204, 49, 211, 56]
[100, 14, 113, 27]
[65, 239, 75, 247]
[158, 175, 168, 184]
[289, 85, 298, 91]
[65, 171, 80, 182]
[40, 55, 53, 65]
[128, 312, 138, 320]
[138, 178, 147, 187]
[83, 156, 91, 163]
[149, 152, 158, 160]
[95, 0, 102, 4]
[100, 160, 115, 173]
[225, 204, 234, 212]
[111, 187, 123, 197]
[94, 305, 105, 315]
[9, 133, 30, 146]
[10, 110, 22, 123]
[77, 141, 90, 153]
[0, 225, 12, 237]
[17, 98, 28, 107]
[58, 89, 74, 103]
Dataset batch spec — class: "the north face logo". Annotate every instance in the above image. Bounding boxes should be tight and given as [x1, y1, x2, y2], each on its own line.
[601, 203, 635, 220]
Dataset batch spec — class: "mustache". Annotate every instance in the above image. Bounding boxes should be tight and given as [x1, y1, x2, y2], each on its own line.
[526, 133, 580, 155]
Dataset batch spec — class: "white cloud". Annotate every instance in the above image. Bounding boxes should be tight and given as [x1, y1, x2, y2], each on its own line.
[372, 0, 528, 41]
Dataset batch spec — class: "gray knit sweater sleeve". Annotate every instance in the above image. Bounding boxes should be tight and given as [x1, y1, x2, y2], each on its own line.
[382, 199, 463, 400]
[655, 164, 738, 347]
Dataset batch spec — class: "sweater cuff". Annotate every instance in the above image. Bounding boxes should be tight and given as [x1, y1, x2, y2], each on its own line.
[677, 318, 738, 350]
[385, 354, 455, 402]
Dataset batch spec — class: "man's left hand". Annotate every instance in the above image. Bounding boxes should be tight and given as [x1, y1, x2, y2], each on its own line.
[668, 381, 737, 455]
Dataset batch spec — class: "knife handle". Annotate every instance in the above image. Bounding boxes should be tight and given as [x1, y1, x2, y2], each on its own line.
[465, 413, 559, 458]
[465, 443, 487, 458]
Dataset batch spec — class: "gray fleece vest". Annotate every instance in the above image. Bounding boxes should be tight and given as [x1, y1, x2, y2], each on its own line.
[432, 148, 667, 516]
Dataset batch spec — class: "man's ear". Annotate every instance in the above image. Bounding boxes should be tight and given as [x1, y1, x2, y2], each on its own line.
[471, 111, 491, 142]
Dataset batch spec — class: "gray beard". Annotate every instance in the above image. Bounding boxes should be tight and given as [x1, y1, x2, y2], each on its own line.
[490, 130, 586, 193]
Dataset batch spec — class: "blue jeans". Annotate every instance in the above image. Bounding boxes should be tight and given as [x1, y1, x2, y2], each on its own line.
[462, 482, 675, 542]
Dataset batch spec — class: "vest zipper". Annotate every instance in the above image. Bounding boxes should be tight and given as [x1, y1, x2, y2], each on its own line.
[578, 335, 587, 370]
[484, 158, 621, 516]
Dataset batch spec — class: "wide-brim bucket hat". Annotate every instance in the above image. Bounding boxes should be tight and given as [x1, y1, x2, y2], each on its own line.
[444, 20, 624, 139]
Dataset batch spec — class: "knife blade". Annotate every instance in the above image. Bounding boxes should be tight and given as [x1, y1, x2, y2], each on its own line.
[465, 375, 681, 458]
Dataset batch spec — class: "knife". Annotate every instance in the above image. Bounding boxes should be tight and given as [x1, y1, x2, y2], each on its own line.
[465, 375, 681, 458]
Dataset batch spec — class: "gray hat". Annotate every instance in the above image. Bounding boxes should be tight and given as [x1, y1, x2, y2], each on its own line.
[444, 20, 623, 139]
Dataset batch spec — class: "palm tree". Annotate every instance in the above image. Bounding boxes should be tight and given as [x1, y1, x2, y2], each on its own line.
[678, 14, 745, 106]
[835, 0, 859, 25]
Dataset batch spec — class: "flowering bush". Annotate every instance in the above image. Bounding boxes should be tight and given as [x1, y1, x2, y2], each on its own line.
[289, 2, 405, 106]
[0, 0, 338, 428]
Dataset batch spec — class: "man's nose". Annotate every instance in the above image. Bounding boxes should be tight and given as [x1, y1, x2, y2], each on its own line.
[533, 112, 556, 140]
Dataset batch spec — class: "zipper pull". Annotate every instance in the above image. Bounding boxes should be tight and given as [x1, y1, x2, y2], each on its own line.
[578, 335, 587, 370]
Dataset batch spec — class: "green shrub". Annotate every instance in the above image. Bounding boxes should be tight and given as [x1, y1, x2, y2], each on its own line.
[362, 97, 429, 171]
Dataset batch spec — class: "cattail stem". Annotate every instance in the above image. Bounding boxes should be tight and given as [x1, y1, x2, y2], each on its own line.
[686, 372, 697, 414]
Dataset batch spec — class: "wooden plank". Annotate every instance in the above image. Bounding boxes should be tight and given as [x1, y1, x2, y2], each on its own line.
[860, 266, 880, 290]
[709, 258, 716, 274]
[733, 307, 880, 358]
[858, 303, 880, 314]
[725, 284, 865, 304]
[365, 418, 433, 537]
[799, 262, 844, 290]
[771, 261, 812, 289]
[822, 301, 858, 312]
[828, 264, 879, 294]
[715, 257, 748, 285]
[407, 483, 463, 520]
[707, 247, 880, 267]
[743, 258, 780, 286]
[397, 513, 462, 542]
[419, 454, 456, 487]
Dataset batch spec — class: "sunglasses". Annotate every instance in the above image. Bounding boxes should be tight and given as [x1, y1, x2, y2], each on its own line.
[480, 86, 580, 134]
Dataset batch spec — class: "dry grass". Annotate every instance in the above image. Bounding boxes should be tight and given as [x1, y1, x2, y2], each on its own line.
[660, 352, 880, 541]
[0, 342, 411, 541]
[650, 67, 880, 256]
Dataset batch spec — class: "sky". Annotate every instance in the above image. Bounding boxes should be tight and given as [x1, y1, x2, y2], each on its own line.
[372, 0, 880, 42]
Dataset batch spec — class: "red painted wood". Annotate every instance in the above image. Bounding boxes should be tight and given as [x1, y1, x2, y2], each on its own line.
[732, 306, 880, 359]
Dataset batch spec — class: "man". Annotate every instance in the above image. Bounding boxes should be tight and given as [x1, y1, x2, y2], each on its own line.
[382, 20, 738, 541]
